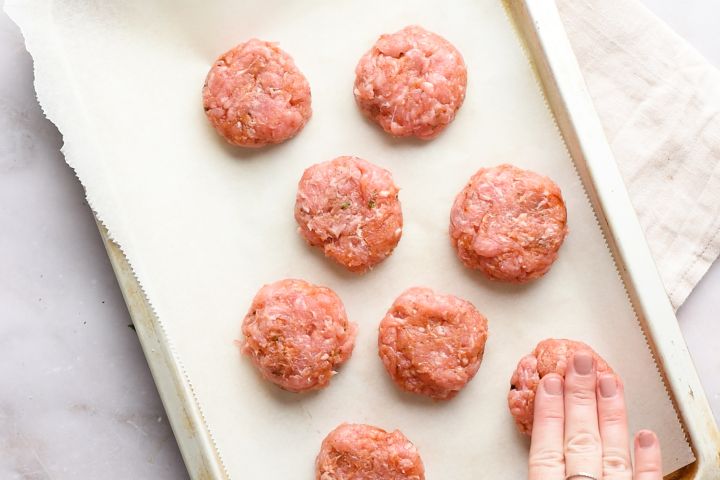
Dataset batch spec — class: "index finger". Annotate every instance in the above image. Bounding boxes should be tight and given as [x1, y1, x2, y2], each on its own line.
[529, 374, 566, 480]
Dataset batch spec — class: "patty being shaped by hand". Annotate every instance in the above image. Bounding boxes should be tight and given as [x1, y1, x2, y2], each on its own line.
[508, 338, 612, 435]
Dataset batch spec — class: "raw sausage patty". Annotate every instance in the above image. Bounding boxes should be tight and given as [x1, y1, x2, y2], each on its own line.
[295, 156, 403, 273]
[203, 39, 312, 147]
[508, 338, 612, 435]
[449, 164, 568, 283]
[316, 423, 425, 480]
[240, 279, 356, 392]
[354, 25, 467, 140]
[378, 287, 489, 400]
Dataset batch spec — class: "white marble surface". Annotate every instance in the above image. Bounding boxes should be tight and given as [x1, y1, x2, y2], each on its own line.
[1, 1, 717, 478]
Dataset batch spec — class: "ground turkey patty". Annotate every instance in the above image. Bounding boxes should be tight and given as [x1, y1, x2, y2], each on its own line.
[378, 287, 489, 400]
[508, 338, 613, 435]
[295, 156, 403, 273]
[449, 164, 568, 283]
[240, 279, 356, 393]
[202, 39, 311, 147]
[316, 423, 425, 480]
[354, 25, 467, 140]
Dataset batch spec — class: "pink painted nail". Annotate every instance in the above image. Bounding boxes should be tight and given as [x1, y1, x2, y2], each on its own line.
[639, 431, 656, 448]
[573, 351, 593, 375]
[544, 376, 562, 395]
[599, 375, 617, 398]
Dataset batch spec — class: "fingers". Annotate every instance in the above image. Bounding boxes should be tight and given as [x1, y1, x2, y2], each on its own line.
[528, 374, 566, 480]
[633, 430, 663, 480]
[527, 350, 662, 480]
[564, 351, 602, 479]
[597, 374, 632, 479]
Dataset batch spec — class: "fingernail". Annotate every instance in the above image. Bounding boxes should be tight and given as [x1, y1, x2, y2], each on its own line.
[599, 374, 617, 397]
[573, 351, 594, 375]
[639, 431, 656, 448]
[544, 375, 562, 395]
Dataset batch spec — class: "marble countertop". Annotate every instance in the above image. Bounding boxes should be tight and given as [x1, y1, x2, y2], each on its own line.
[1, 1, 718, 478]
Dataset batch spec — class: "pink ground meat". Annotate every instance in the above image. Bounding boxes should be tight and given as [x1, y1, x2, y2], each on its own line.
[378, 287, 489, 400]
[449, 164, 568, 283]
[295, 156, 403, 273]
[316, 423, 425, 480]
[354, 25, 467, 140]
[508, 338, 613, 435]
[240, 279, 357, 393]
[202, 39, 311, 147]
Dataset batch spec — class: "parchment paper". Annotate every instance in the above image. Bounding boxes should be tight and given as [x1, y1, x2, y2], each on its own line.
[6, 0, 694, 476]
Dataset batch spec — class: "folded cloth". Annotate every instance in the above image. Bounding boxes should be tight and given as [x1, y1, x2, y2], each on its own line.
[557, 0, 720, 309]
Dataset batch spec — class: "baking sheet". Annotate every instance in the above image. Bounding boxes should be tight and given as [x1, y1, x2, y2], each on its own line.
[6, 0, 694, 477]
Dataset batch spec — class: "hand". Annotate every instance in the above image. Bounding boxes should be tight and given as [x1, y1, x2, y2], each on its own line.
[528, 350, 663, 480]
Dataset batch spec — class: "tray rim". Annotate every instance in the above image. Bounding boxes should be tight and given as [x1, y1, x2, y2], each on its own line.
[99, 222, 227, 480]
[95, 1, 720, 478]
[506, 1, 720, 479]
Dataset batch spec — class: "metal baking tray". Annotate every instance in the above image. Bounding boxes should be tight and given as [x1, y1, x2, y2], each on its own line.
[96, 1, 720, 478]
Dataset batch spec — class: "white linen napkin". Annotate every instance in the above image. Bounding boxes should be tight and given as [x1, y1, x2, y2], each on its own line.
[557, 0, 720, 309]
